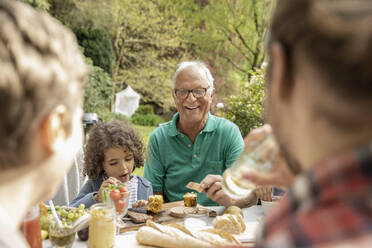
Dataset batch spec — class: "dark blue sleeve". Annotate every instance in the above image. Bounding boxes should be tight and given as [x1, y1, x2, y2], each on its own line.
[69, 179, 100, 208]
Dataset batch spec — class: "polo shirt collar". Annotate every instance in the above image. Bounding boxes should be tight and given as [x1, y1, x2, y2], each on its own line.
[168, 112, 217, 137]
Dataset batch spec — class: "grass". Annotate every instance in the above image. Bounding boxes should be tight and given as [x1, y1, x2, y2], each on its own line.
[132, 125, 157, 177]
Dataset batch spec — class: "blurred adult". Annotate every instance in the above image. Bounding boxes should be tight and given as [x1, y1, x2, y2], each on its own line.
[144, 61, 245, 206]
[51, 113, 99, 206]
[0, 1, 87, 247]
[251, 0, 372, 246]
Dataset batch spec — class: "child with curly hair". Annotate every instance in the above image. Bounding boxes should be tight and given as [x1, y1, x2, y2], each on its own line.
[70, 120, 153, 208]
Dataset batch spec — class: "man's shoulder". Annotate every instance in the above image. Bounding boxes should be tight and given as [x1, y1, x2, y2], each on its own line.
[150, 120, 173, 137]
[211, 115, 240, 132]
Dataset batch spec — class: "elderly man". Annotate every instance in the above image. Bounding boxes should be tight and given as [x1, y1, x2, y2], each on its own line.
[0, 1, 87, 247]
[144, 61, 250, 206]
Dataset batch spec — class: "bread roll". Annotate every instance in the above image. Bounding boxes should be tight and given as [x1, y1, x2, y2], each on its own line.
[212, 214, 246, 234]
[224, 205, 243, 218]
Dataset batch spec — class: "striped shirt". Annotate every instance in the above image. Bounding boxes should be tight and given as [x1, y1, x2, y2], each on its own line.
[126, 175, 139, 208]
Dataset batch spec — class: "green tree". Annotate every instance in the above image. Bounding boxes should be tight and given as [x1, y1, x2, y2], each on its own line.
[176, 0, 273, 78]
[83, 57, 114, 116]
[74, 27, 116, 76]
[222, 67, 265, 137]
[73, 0, 191, 113]
[22, 0, 51, 11]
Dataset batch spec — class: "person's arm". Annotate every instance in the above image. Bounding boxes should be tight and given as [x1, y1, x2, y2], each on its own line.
[143, 133, 165, 196]
[69, 180, 97, 208]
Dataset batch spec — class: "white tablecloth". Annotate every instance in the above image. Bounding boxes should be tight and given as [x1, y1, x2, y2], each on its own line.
[42, 206, 264, 247]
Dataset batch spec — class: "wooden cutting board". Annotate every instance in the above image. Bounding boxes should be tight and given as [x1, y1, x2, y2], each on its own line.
[120, 201, 184, 233]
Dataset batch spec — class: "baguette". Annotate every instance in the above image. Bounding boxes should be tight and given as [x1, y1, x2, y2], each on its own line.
[136, 226, 210, 248]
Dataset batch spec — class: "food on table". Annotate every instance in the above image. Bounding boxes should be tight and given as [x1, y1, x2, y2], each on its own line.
[136, 220, 240, 247]
[170, 206, 217, 218]
[147, 195, 163, 213]
[170, 206, 192, 218]
[88, 204, 116, 248]
[49, 224, 75, 248]
[212, 213, 246, 234]
[101, 184, 129, 215]
[41, 230, 48, 240]
[183, 192, 197, 207]
[186, 182, 203, 193]
[39, 203, 87, 240]
[224, 205, 244, 218]
[127, 210, 153, 223]
[77, 227, 89, 241]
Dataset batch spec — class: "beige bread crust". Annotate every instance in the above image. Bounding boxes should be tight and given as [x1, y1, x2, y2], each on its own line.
[213, 214, 246, 234]
[136, 226, 210, 248]
[224, 205, 244, 218]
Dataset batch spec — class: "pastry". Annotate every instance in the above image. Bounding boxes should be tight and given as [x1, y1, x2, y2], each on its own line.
[147, 195, 163, 213]
[183, 192, 197, 207]
[224, 205, 244, 218]
[212, 214, 246, 234]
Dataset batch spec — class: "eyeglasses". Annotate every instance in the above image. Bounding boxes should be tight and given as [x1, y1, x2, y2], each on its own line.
[174, 87, 210, 99]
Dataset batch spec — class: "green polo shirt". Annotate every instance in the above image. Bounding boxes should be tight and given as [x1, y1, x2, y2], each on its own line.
[144, 112, 244, 206]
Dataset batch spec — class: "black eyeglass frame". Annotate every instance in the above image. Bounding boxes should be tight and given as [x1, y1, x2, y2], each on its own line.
[174, 87, 211, 99]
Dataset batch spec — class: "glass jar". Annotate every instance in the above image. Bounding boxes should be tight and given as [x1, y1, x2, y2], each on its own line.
[88, 203, 116, 248]
[222, 133, 279, 199]
[49, 222, 75, 248]
[20, 204, 42, 248]
[183, 207, 209, 231]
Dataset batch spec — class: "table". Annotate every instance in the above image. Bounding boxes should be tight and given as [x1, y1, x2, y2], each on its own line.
[42, 205, 264, 247]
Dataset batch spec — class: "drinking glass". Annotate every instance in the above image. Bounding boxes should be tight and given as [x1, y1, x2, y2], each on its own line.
[49, 222, 75, 248]
[183, 207, 209, 231]
[222, 133, 279, 199]
[88, 203, 116, 248]
[20, 204, 42, 248]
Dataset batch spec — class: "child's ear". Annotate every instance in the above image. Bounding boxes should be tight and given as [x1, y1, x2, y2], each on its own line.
[40, 105, 68, 155]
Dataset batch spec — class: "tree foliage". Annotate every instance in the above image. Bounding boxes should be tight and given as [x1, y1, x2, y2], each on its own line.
[222, 67, 265, 137]
[70, 0, 191, 113]
[83, 57, 114, 116]
[74, 27, 115, 76]
[22, 0, 50, 11]
[176, 0, 273, 77]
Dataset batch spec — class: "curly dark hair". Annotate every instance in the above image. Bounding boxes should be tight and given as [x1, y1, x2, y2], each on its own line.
[84, 120, 145, 179]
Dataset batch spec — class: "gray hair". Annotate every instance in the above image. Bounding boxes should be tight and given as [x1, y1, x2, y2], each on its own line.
[172, 61, 214, 91]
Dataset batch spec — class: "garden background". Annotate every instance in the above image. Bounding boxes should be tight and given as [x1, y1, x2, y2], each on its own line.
[24, 0, 274, 176]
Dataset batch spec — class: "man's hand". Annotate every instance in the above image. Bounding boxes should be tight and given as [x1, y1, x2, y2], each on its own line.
[256, 185, 273, 201]
[242, 124, 294, 188]
[200, 174, 258, 208]
[200, 175, 233, 207]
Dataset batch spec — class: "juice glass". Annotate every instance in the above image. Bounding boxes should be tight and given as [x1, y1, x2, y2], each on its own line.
[222, 133, 279, 199]
[20, 204, 42, 248]
[88, 203, 116, 248]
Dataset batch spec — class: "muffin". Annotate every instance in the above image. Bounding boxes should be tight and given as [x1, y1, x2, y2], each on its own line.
[147, 195, 163, 213]
[183, 192, 197, 207]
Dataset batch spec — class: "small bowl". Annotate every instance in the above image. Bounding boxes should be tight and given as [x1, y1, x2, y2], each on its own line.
[261, 196, 281, 215]
[183, 207, 209, 230]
